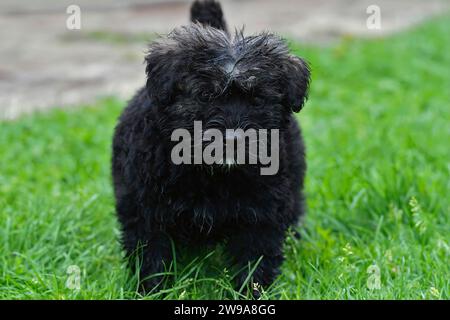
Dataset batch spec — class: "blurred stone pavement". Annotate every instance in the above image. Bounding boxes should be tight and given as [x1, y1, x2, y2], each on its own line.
[0, 0, 448, 119]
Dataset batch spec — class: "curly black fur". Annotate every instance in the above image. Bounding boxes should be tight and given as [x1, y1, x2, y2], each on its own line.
[112, 1, 311, 296]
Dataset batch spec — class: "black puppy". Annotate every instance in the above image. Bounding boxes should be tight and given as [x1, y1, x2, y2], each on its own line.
[112, 0, 310, 295]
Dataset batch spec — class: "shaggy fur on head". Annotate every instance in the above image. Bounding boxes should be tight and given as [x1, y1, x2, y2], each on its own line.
[112, 0, 310, 296]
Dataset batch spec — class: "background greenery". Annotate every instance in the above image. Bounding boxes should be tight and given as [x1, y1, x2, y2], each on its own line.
[0, 16, 448, 299]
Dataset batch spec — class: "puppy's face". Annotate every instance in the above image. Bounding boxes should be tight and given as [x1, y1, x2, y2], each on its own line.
[145, 24, 310, 166]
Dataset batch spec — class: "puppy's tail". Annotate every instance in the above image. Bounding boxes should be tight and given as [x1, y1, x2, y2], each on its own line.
[190, 0, 228, 32]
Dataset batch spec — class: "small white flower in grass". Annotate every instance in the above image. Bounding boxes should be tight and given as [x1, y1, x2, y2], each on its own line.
[342, 243, 353, 256]
[409, 196, 427, 234]
[223, 267, 231, 279]
[253, 282, 261, 292]
[429, 287, 440, 298]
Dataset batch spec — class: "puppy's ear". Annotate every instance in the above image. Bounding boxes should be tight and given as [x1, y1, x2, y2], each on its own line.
[145, 40, 183, 105]
[283, 55, 311, 113]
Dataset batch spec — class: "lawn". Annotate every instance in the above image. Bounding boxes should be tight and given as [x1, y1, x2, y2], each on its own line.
[0, 16, 449, 299]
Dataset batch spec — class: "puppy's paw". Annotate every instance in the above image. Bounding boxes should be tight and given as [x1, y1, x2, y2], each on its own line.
[139, 274, 165, 296]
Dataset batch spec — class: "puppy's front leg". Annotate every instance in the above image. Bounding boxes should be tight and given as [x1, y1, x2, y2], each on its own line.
[227, 225, 285, 297]
[117, 198, 172, 294]
[138, 231, 172, 294]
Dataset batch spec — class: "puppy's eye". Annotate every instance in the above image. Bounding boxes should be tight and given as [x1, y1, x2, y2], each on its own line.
[177, 83, 186, 92]
[198, 86, 220, 103]
[198, 91, 211, 103]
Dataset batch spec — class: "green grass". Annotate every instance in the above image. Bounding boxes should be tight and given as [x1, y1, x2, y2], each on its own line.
[1, 16, 449, 299]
